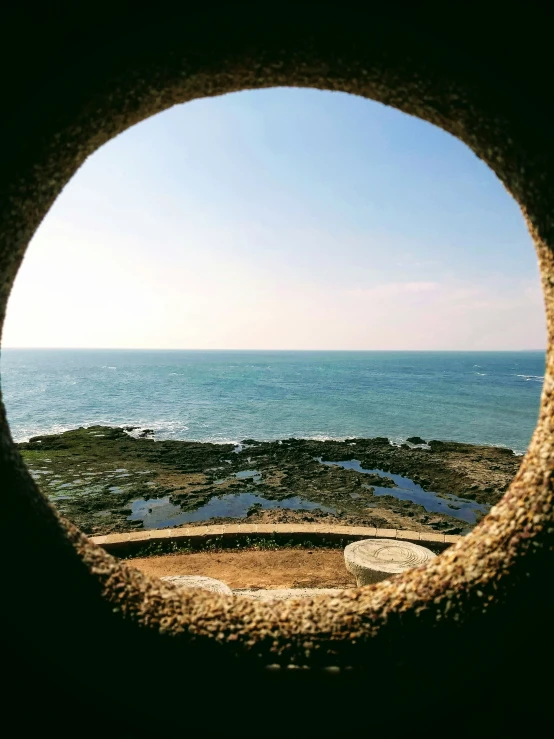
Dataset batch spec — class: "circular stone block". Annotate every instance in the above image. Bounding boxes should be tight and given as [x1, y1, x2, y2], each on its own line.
[160, 575, 232, 594]
[344, 539, 436, 586]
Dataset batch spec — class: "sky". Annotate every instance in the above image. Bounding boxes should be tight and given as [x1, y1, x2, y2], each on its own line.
[2, 88, 546, 350]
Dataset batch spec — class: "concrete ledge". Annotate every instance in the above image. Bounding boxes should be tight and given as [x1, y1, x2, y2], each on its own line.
[90, 524, 461, 556]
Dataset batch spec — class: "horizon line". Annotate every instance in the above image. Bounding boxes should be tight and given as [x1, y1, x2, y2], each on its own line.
[1, 346, 547, 353]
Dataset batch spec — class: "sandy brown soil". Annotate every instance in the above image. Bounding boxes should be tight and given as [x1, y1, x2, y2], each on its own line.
[129, 548, 356, 589]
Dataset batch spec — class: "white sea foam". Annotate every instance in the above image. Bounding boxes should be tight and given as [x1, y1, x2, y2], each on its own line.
[389, 436, 432, 449]
[14, 419, 191, 444]
[11, 421, 93, 443]
[516, 374, 544, 382]
[122, 420, 191, 439]
[304, 434, 349, 442]
[10, 421, 531, 458]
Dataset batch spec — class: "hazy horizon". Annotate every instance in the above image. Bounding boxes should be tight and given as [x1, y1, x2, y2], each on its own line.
[2, 88, 546, 351]
[2, 347, 546, 352]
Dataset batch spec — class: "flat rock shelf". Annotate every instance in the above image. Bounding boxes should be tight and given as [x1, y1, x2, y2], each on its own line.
[18, 426, 520, 537]
[344, 538, 436, 585]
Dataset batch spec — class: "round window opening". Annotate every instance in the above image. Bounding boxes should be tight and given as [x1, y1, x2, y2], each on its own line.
[3, 89, 543, 555]
[1, 27, 553, 688]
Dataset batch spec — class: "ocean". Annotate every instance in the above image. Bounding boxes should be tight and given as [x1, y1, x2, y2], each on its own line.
[0, 349, 545, 453]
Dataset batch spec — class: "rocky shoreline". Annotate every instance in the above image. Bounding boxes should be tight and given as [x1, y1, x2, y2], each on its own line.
[18, 426, 522, 537]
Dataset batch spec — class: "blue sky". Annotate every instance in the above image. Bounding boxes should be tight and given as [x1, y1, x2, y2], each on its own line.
[2, 88, 546, 349]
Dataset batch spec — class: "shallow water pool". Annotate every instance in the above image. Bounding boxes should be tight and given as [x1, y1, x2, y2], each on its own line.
[318, 458, 488, 524]
[128, 491, 335, 529]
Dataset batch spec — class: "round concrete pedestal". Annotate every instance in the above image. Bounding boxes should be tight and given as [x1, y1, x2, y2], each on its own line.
[160, 575, 232, 594]
[344, 539, 436, 585]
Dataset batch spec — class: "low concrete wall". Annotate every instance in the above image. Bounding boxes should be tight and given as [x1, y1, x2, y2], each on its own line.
[90, 524, 462, 556]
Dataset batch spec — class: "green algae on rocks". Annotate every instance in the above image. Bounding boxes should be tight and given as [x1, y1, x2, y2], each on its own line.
[17, 426, 521, 537]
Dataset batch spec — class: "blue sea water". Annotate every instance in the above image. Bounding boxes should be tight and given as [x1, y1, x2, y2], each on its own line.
[0, 349, 545, 453]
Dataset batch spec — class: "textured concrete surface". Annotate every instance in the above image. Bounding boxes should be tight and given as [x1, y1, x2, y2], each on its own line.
[344, 539, 437, 585]
[160, 575, 233, 594]
[234, 588, 345, 601]
[1, 4, 553, 736]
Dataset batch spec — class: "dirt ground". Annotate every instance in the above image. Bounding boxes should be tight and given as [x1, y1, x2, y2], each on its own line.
[129, 548, 356, 589]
